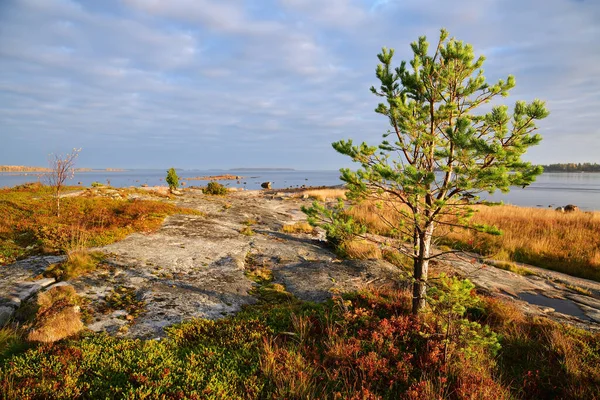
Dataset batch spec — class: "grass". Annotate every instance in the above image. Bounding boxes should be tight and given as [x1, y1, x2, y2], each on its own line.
[484, 260, 536, 276]
[441, 205, 600, 281]
[0, 183, 200, 266]
[340, 238, 382, 260]
[0, 285, 598, 399]
[298, 188, 347, 202]
[44, 250, 106, 281]
[280, 222, 314, 234]
[345, 199, 600, 282]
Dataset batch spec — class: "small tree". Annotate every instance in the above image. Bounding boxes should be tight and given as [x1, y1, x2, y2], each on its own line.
[315, 29, 549, 314]
[166, 168, 179, 192]
[47, 148, 81, 217]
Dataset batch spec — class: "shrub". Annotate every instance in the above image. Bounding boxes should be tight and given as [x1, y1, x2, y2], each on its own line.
[281, 222, 314, 234]
[302, 199, 365, 249]
[204, 181, 228, 195]
[165, 168, 179, 191]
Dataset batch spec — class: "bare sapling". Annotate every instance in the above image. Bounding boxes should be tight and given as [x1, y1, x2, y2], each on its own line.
[47, 148, 81, 217]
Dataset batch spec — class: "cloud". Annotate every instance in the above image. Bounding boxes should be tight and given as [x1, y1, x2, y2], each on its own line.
[0, 0, 599, 168]
[123, 0, 282, 35]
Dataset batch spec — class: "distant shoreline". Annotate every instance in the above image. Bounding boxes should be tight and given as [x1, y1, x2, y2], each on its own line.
[0, 166, 127, 173]
[229, 168, 295, 171]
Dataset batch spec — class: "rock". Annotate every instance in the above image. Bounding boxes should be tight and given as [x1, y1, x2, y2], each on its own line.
[261, 182, 272, 189]
[274, 259, 404, 303]
[555, 206, 565, 212]
[564, 204, 579, 212]
[0, 306, 15, 327]
[20, 285, 84, 343]
[171, 189, 183, 196]
[141, 184, 148, 187]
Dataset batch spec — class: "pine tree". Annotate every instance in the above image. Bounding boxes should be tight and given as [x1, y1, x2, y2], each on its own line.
[331, 29, 549, 313]
[166, 168, 179, 192]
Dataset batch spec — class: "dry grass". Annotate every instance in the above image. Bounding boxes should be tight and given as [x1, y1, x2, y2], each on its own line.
[0, 184, 199, 265]
[27, 307, 83, 343]
[341, 239, 382, 260]
[23, 285, 84, 343]
[346, 199, 407, 236]
[344, 198, 600, 282]
[443, 205, 600, 281]
[298, 188, 346, 202]
[281, 222, 315, 234]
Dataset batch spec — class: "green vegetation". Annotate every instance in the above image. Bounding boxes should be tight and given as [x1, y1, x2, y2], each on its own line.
[204, 181, 228, 195]
[240, 226, 255, 236]
[305, 29, 548, 313]
[100, 286, 145, 319]
[44, 250, 106, 281]
[541, 162, 600, 172]
[0, 183, 199, 265]
[166, 167, 179, 191]
[1, 282, 598, 399]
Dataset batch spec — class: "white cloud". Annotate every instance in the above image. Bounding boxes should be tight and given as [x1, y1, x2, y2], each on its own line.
[0, 0, 599, 167]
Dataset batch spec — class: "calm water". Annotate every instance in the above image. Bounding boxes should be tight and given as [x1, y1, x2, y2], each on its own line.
[1, 170, 599, 211]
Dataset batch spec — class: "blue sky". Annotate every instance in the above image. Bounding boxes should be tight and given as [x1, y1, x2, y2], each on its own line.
[1, 0, 599, 169]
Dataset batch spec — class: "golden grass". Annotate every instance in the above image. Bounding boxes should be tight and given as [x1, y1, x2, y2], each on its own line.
[24, 285, 84, 343]
[298, 189, 346, 202]
[344, 199, 600, 281]
[281, 222, 315, 234]
[0, 184, 199, 265]
[341, 239, 382, 260]
[27, 308, 83, 343]
[346, 200, 406, 236]
[443, 205, 600, 281]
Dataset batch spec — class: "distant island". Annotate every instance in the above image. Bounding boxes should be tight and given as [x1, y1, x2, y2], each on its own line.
[184, 174, 242, 181]
[0, 166, 50, 172]
[0, 166, 127, 173]
[540, 163, 600, 172]
[229, 168, 295, 171]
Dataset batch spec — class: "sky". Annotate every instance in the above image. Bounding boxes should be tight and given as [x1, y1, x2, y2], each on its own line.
[1, 0, 599, 170]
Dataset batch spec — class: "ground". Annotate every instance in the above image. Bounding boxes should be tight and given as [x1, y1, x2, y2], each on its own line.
[1, 189, 599, 337]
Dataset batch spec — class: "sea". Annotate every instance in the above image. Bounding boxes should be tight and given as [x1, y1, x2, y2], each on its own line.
[1, 170, 599, 211]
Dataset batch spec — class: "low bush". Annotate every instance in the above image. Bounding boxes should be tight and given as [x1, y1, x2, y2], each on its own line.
[204, 181, 228, 195]
[166, 168, 179, 191]
[1, 284, 597, 399]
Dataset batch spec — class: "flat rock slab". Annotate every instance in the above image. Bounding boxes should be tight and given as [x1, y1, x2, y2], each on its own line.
[275, 259, 406, 302]
[72, 192, 342, 338]
[0, 256, 62, 325]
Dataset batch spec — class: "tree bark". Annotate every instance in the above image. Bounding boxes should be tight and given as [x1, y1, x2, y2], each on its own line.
[412, 222, 434, 314]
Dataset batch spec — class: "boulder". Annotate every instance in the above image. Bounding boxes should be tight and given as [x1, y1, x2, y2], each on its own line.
[555, 206, 565, 212]
[17, 284, 84, 343]
[261, 182, 272, 189]
[564, 204, 579, 212]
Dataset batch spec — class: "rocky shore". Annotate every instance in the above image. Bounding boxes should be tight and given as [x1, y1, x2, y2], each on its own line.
[1, 189, 599, 339]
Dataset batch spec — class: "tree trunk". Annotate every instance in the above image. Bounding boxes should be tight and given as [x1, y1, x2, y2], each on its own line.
[55, 189, 61, 218]
[412, 223, 434, 314]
